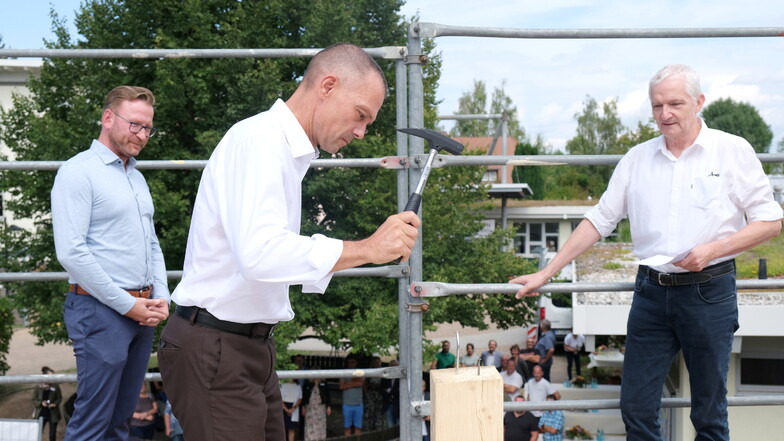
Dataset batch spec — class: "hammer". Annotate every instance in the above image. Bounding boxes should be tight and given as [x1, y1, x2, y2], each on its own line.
[395, 128, 464, 261]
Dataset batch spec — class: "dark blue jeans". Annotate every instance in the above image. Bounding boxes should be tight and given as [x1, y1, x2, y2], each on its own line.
[63, 291, 154, 441]
[620, 269, 738, 441]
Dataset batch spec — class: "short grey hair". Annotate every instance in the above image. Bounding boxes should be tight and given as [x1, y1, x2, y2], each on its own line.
[649, 64, 702, 102]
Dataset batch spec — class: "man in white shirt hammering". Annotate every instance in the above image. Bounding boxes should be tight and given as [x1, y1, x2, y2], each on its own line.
[510, 64, 782, 441]
[158, 43, 420, 441]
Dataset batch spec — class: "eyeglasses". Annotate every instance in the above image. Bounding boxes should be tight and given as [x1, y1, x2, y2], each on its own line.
[112, 111, 157, 138]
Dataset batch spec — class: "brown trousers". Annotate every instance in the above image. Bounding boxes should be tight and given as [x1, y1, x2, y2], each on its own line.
[159, 312, 285, 441]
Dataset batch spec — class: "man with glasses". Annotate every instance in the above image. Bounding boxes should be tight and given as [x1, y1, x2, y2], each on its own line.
[52, 85, 170, 441]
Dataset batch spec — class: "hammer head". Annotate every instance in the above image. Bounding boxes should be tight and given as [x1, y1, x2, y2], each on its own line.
[397, 127, 464, 155]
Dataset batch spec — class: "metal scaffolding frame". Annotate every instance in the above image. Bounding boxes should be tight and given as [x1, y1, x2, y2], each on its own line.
[2, 23, 784, 441]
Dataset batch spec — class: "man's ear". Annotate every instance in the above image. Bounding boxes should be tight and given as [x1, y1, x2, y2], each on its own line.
[101, 108, 114, 130]
[319, 74, 339, 98]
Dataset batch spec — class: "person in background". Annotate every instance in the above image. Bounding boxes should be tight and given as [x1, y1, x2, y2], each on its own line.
[364, 356, 386, 431]
[518, 336, 541, 382]
[302, 378, 331, 440]
[480, 340, 502, 370]
[538, 394, 565, 441]
[459, 343, 479, 367]
[164, 400, 184, 441]
[281, 379, 302, 441]
[382, 359, 401, 427]
[500, 358, 524, 401]
[51, 85, 170, 441]
[431, 340, 455, 370]
[535, 320, 556, 381]
[524, 365, 561, 418]
[564, 329, 585, 381]
[511, 64, 782, 441]
[32, 366, 62, 441]
[129, 384, 158, 441]
[503, 395, 539, 441]
[340, 357, 365, 436]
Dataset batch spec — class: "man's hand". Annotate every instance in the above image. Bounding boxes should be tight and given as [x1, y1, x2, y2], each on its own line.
[369, 212, 420, 263]
[125, 298, 169, 326]
[333, 212, 420, 271]
[673, 242, 718, 272]
[509, 271, 548, 299]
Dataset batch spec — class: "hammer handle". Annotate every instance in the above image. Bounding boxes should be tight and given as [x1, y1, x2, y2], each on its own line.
[394, 193, 423, 264]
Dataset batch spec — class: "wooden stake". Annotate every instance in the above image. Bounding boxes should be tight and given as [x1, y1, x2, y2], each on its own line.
[430, 366, 504, 441]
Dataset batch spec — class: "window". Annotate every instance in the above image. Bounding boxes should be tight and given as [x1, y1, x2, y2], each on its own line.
[513, 221, 560, 256]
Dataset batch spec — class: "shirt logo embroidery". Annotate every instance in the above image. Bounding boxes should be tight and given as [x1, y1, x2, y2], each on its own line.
[708, 172, 720, 177]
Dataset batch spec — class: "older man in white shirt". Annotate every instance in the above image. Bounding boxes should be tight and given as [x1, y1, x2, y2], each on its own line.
[511, 64, 782, 441]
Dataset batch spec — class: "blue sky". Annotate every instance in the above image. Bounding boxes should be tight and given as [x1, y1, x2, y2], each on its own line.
[2, 0, 783, 151]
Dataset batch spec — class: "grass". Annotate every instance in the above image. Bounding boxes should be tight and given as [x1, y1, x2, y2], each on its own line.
[736, 232, 784, 279]
[602, 262, 623, 270]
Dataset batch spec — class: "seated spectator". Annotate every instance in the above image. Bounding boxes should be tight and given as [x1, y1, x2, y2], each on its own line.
[518, 337, 541, 381]
[431, 340, 455, 370]
[524, 365, 560, 418]
[504, 395, 539, 441]
[500, 358, 524, 401]
[480, 339, 502, 370]
[129, 385, 158, 441]
[460, 343, 479, 367]
[538, 394, 565, 441]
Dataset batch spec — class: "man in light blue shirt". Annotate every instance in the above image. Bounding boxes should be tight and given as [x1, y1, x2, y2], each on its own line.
[51, 85, 170, 441]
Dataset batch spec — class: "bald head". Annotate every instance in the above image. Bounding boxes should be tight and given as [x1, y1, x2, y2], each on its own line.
[302, 43, 386, 90]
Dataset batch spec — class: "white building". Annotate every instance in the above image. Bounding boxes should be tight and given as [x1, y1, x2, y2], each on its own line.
[0, 58, 42, 231]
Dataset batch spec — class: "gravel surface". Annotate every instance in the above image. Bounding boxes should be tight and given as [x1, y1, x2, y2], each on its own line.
[574, 242, 784, 306]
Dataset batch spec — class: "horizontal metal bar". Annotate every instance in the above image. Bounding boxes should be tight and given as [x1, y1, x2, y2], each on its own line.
[436, 114, 504, 120]
[411, 394, 784, 416]
[411, 280, 784, 297]
[0, 366, 406, 385]
[0, 157, 404, 171]
[0, 266, 407, 283]
[4, 153, 783, 172]
[0, 47, 406, 60]
[414, 23, 784, 39]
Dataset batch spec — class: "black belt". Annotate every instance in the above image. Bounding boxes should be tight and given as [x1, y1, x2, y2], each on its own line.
[175, 305, 276, 339]
[639, 259, 735, 287]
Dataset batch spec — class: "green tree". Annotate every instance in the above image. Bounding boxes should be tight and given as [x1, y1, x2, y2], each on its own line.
[1, 1, 537, 365]
[702, 98, 773, 154]
[543, 96, 650, 199]
[702, 97, 774, 173]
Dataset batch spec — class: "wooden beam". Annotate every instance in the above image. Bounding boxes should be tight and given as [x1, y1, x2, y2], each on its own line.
[430, 367, 504, 441]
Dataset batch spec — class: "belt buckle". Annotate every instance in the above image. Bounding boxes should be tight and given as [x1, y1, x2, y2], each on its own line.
[657, 272, 670, 286]
[140, 286, 152, 298]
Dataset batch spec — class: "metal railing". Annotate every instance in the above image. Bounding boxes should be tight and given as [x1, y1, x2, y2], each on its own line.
[3, 23, 784, 441]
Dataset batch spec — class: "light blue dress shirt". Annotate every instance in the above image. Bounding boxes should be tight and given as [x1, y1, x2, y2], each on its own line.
[52, 140, 169, 315]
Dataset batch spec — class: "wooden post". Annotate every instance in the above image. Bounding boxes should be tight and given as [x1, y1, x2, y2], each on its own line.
[430, 367, 504, 441]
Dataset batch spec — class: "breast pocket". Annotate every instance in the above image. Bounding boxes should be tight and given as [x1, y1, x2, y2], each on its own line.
[689, 176, 725, 210]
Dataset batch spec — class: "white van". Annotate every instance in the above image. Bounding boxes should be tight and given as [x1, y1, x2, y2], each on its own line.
[537, 251, 574, 343]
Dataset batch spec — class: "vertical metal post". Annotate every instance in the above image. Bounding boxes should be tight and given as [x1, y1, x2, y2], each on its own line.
[501, 116, 509, 184]
[405, 21, 426, 441]
[395, 57, 412, 440]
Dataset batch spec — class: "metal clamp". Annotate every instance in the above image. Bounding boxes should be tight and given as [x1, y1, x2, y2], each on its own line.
[405, 302, 430, 313]
[404, 54, 429, 65]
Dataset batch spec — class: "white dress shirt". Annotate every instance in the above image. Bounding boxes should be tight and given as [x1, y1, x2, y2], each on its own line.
[173, 99, 343, 323]
[586, 121, 783, 273]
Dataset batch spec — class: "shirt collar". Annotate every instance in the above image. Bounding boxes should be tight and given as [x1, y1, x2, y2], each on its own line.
[271, 99, 319, 160]
[655, 117, 711, 160]
[90, 139, 138, 168]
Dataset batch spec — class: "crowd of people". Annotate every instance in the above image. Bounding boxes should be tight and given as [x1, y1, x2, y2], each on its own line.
[428, 322, 586, 441]
[277, 354, 401, 440]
